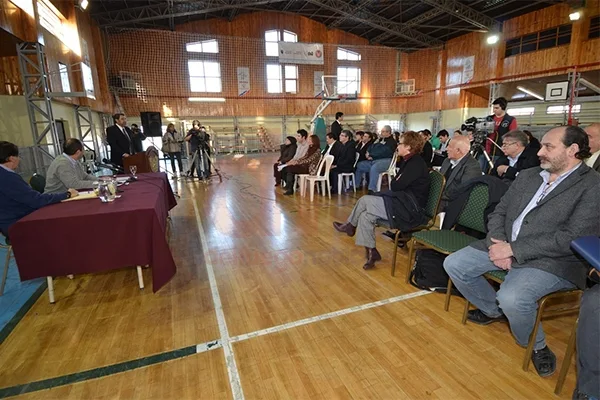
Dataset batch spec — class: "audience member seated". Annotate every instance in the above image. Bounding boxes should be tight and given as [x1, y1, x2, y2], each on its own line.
[0, 141, 78, 240]
[333, 131, 430, 270]
[433, 129, 451, 166]
[454, 130, 462, 137]
[420, 130, 434, 168]
[44, 138, 97, 194]
[584, 123, 600, 173]
[354, 125, 397, 194]
[280, 129, 309, 185]
[524, 130, 541, 152]
[439, 136, 481, 211]
[356, 131, 373, 164]
[322, 132, 342, 159]
[490, 130, 540, 185]
[444, 125, 600, 377]
[330, 130, 356, 194]
[354, 131, 365, 148]
[574, 272, 600, 400]
[283, 135, 322, 195]
[273, 136, 297, 186]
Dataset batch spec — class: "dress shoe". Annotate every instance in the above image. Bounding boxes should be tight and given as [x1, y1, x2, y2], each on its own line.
[333, 222, 356, 237]
[531, 346, 556, 377]
[363, 248, 382, 269]
[368, 190, 375, 195]
[283, 190, 294, 195]
[466, 309, 507, 325]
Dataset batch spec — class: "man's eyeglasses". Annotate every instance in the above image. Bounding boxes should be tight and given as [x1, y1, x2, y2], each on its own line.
[502, 141, 518, 147]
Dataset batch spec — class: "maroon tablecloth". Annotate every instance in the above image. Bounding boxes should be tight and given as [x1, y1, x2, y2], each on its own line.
[8, 173, 177, 292]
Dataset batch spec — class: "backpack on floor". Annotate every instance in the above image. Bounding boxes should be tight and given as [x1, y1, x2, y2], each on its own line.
[409, 249, 461, 295]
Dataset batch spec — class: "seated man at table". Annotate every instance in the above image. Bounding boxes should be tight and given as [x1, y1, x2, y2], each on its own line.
[0, 141, 78, 240]
[45, 138, 97, 194]
[444, 125, 600, 377]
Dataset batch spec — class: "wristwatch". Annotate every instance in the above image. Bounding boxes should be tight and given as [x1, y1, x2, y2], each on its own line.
[66, 191, 72, 199]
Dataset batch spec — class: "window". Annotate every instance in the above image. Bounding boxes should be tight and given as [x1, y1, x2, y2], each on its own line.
[336, 67, 361, 94]
[507, 107, 535, 116]
[58, 62, 70, 93]
[186, 39, 219, 53]
[337, 47, 361, 61]
[81, 63, 95, 99]
[504, 24, 572, 58]
[266, 64, 298, 94]
[265, 29, 297, 57]
[546, 105, 581, 114]
[589, 15, 600, 39]
[188, 60, 222, 92]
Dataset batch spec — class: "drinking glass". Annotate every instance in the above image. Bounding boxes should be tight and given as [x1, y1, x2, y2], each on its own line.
[130, 165, 137, 178]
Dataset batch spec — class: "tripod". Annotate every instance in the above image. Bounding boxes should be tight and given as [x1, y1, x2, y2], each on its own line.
[470, 136, 505, 172]
[185, 146, 223, 183]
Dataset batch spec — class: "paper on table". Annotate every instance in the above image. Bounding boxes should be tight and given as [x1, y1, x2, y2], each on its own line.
[62, 192, 98, 202]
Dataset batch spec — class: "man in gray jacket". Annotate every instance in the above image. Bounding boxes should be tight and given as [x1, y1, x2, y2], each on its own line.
[438, 135, 481, 211]
[444, 125, 600, 378]
[45, 139, 97, 194]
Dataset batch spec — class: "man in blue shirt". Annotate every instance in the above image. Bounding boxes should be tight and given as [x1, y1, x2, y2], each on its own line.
[0, 142, 78, 239]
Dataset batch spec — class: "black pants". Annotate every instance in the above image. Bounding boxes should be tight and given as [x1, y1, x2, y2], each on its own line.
[166, 152, 183, 173]
[577, 284, 600, 398]
[330, 168, 354, 194]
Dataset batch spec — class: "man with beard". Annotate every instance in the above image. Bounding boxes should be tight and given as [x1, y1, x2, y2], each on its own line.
[444, 125, 600, 378]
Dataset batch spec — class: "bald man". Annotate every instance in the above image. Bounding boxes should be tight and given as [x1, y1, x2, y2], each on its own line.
[584, 123, 600, 173]
[439, 135, 481, 210]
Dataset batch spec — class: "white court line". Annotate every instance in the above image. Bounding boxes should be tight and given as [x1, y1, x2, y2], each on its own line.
[193, 201, 245, 400]
[229, 290, 432, 343]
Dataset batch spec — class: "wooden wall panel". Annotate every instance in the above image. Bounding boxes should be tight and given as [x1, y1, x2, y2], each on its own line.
[0, 0, 37, 42]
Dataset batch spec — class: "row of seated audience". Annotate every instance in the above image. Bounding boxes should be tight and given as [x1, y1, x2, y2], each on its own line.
[330, 123, 600, 397]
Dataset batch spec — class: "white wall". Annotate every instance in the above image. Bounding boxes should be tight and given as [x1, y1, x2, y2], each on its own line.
[405, 111, 437, 132]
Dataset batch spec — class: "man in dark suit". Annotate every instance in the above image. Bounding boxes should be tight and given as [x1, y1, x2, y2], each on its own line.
[584, 123, 600, 173]
[445, 126, 600, 377]
[130, 124, 146, 154]
[420, 130, 434, 168]
[0, 142, 77, 239]
[106, 113, 134, 167]
[330, 130, 355, 194]
[330, 112, 343, 140]
[438, 136, 481, 210]
[491, 130, 540, 185]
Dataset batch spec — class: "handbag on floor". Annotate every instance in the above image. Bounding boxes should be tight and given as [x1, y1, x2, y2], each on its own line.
[409, 249, 461, 296]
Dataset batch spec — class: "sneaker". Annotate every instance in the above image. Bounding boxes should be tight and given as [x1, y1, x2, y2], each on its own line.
[466, 309, 507, 325]
[531, 346, 556, 377]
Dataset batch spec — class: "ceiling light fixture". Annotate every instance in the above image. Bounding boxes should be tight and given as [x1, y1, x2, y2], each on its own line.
[486, 34, 500, 45]
[78, 0, 89, 10]
[517, 86, 544, 101]
[569, 11, 581, 21]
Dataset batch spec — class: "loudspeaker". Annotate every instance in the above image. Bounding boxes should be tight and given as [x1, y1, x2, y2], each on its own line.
[140, 112, 162, 137]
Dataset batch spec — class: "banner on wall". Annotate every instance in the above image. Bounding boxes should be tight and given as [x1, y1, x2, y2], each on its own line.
[314, 71, 324, 97]
[462, 56, 475, 84]
[237, 67, 250, 96]
[278, 42, 324, 65]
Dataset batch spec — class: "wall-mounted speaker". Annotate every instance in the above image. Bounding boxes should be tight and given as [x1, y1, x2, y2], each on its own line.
[140, 112, 162, 137]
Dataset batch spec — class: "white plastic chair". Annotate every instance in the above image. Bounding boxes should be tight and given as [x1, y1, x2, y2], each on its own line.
[295, 155, 324, 195]
[376, 153, 398, 192]
[303, 155, 334, 201]
[337, 153, 359, 194]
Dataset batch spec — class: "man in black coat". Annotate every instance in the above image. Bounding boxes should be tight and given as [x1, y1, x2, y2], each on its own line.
[491, 130, 540, 185]
[106, 113, 134, 167]
[330, 130, 355, 194]
[330, 112, 343, 140]
[439, 136, 482, 210]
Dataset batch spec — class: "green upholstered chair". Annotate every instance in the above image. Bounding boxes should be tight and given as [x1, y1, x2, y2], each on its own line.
[406, 184, 489, 309]
[377, 170, 445, 277]
[461, 270, 582, 375]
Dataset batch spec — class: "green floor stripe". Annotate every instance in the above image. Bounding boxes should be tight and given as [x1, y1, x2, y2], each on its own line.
[0, 345, 197, 398]
[0, 281, 47, 346]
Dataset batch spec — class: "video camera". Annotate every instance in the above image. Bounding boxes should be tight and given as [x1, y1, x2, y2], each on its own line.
[461, 116, 495, 147]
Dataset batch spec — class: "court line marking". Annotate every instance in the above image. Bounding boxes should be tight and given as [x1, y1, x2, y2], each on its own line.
[192, 200, 245, 400]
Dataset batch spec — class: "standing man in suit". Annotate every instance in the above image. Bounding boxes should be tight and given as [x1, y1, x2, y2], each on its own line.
[444, 125, 600, 377]
[106, 113, 133, 167]
[44, 139, 97, 194]
[130, 124, 146, 154]
[491, 130, 541, 184]
[584, 123, 600, 173]
[331, 112, 343, 141]
[438, 136, 481, 210]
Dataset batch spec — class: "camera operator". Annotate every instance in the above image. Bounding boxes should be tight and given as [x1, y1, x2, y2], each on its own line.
[480, 97, 518, 172]
[185, 120, 211, 179]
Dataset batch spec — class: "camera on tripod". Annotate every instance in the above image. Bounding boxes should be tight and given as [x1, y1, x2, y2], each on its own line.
[461, 116, 495, 146]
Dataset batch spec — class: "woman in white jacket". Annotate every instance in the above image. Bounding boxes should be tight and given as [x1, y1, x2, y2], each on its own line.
[162, 123, 183, 178]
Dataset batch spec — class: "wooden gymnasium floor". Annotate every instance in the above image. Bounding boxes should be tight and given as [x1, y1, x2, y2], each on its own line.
[0, 153, 579, 399]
